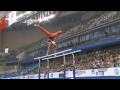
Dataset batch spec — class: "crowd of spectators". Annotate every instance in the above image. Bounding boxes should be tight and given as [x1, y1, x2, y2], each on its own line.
[18, 48, 120, 76]
[0, 50, 17, 61]
[0, 54, 10, 60]
[57, 11, 120, 40]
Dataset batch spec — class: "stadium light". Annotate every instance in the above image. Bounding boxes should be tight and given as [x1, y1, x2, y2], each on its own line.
[38, 19, 42, 22]
[38, 14, 55, 23]
[21, 11, 56, 25]
[16, 14, 24, 19]
[25, 11, 32, 14]
[50, 14, 55, 18]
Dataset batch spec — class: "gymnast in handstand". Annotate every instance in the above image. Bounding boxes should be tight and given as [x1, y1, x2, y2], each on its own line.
[37, 25, 62, 55]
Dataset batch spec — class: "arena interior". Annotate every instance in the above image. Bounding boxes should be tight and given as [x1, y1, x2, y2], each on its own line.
[0, 11, 120, 79]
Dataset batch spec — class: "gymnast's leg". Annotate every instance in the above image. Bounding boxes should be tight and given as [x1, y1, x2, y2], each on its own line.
[46, 42, 52, 55]
[37, 25, 52, 37]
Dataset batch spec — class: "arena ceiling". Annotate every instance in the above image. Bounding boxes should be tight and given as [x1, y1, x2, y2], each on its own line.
[0, 11, 10, 18]
[0, 11, 83, 31]
[0, 11, 29, 18]
[0, 11, 84, 19]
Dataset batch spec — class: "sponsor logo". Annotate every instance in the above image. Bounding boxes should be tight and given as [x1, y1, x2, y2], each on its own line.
[96, 71, 104, 76]
[76, 70, 86, 76]
[114, 69, 119, 75]
[51, 73, 53, 77]
[59, 73, 64, 78]
[29, 76, 34, 79]
[91, 69, 95, 74]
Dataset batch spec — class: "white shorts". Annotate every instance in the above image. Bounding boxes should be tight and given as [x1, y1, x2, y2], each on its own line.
[51, 41, 56, 44]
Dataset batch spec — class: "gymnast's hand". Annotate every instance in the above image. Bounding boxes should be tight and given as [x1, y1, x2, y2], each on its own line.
[34, 24, 38, 27]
